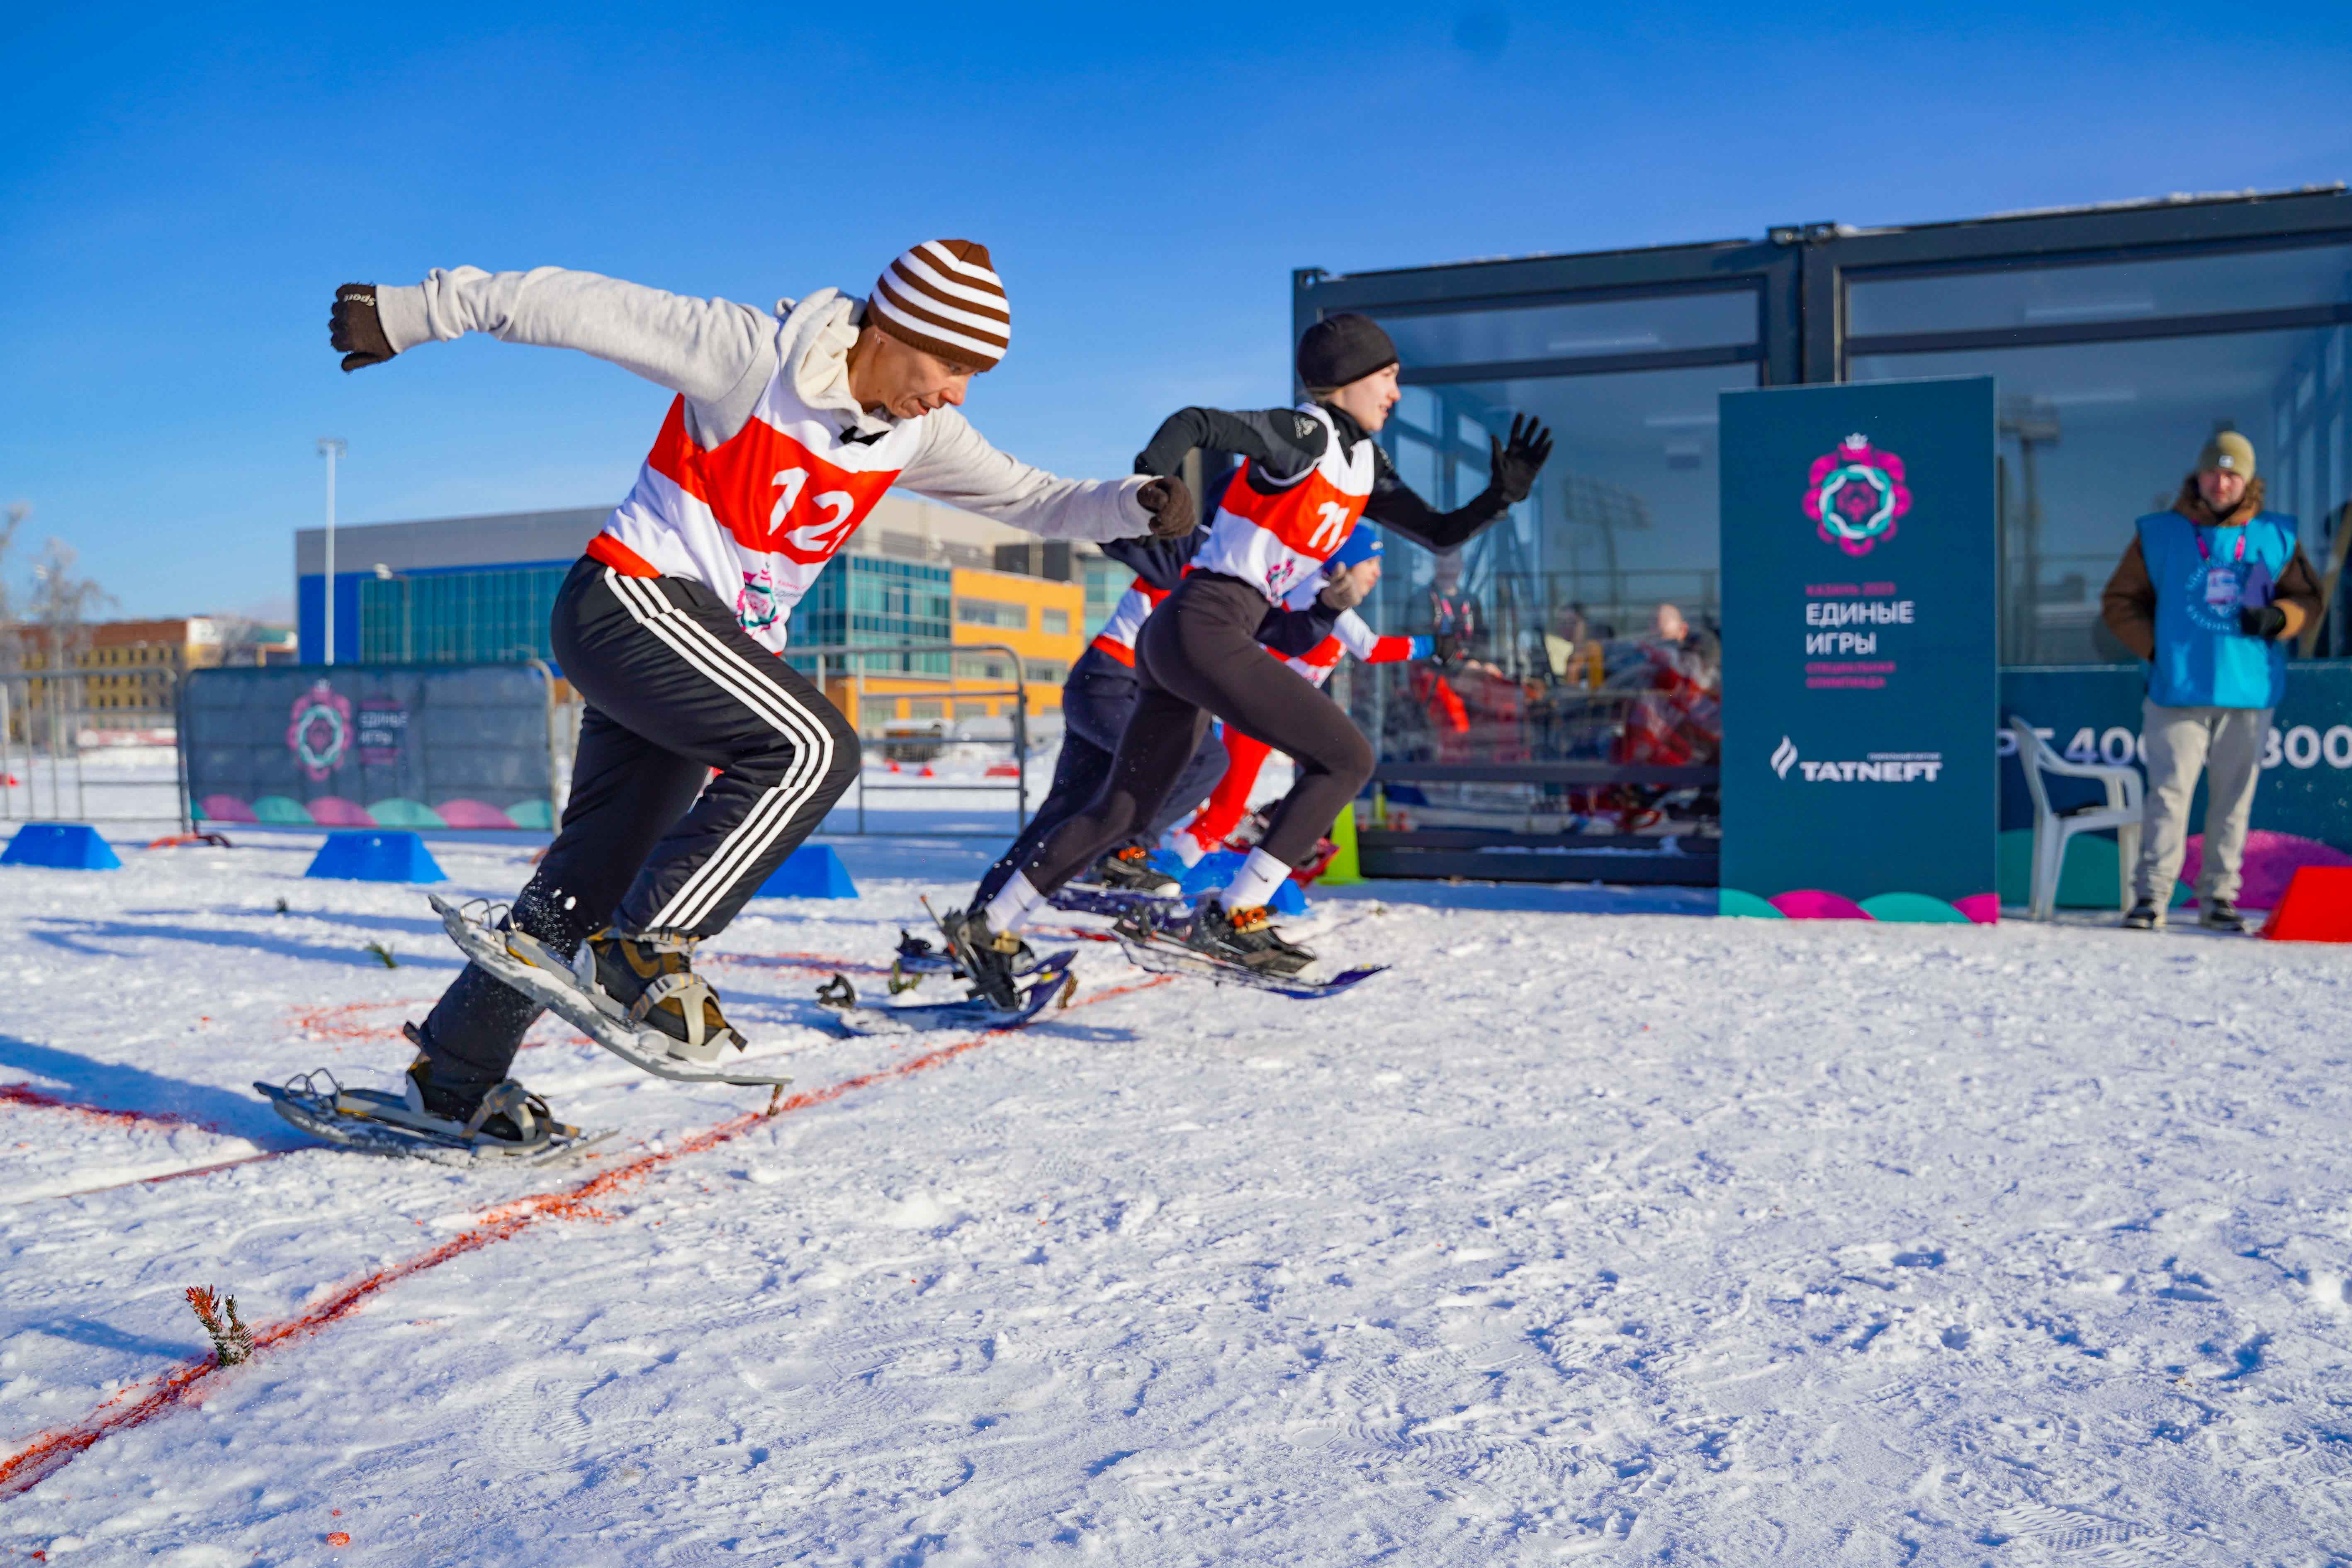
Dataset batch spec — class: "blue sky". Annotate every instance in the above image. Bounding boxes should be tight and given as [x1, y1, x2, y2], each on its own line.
[4, 0, 2349, 620]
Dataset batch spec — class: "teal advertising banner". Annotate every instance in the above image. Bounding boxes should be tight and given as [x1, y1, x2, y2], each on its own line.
[1720, 377, 1998, 919]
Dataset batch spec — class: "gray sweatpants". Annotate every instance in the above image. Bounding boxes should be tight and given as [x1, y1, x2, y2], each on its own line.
[2133, 700, 2269, 905]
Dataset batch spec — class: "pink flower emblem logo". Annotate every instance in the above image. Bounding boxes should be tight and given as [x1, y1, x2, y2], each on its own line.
[286, 680, 353, 780]
[1804, 433, 1912, 557]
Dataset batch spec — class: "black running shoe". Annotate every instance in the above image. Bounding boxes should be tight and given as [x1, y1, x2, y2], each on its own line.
[1192, 899, 1316, 976]
[2199, 898, 2249, 934]
[2121, 900, 2162, 931]
[1085, 845, 1181, 897]
[935, 908, 1026, 1011]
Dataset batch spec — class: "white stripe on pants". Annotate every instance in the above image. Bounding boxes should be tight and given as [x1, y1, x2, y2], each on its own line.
[602, 571, 839, 932]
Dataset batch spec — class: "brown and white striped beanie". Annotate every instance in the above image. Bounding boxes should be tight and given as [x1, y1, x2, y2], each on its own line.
[868, 240, 1011, 371]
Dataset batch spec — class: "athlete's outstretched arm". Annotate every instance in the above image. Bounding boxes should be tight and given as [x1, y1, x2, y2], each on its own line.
[1133, 407, 1329, 483]
[1100, 530, 1205, 591]
[1367, 415, 1553, 552]
[352, 267, 777, 410]
[1334, 608, 1430, 664]
[901, 408, 1158, 543]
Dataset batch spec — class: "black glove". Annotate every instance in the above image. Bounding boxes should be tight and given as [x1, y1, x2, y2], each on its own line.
[1489, 414, 1554, 504]
[1137, 475, 1196, 539]
[330, 283, 395, 372]
[1318, 564, 1371, 611]
[2240, 603, 2288, 639]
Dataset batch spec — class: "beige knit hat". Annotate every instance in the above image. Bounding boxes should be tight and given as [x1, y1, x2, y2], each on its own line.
[2197, 430, 2256, 478]
[869, 240, 1010, 371]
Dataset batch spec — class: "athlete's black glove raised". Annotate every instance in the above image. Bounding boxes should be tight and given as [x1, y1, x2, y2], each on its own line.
[1137, 475, 1196, 539]
[330, 284, 395, 372]
[2240, 603, 2288, 639]
[1318, 563, 1372, 612]
[1489, 415, 1553, 504]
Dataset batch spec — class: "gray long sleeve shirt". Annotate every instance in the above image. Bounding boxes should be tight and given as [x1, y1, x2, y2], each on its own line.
[375, 266, 1154, 539]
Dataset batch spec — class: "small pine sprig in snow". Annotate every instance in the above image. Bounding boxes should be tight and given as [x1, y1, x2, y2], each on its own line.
[185, 1286, 254, 1365]
[364, 941, 399, 969]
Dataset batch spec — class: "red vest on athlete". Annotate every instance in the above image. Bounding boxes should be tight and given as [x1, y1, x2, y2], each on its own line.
[1087, 578, 1171, 666]
[1186, 402, 1377, 604]
[589, 325, 924, 653]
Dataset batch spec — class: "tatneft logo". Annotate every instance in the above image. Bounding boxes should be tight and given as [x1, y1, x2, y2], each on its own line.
[1768, 737, 1943, 783]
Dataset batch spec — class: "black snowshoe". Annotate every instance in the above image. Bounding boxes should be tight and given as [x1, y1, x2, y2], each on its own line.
[1081, 845, 1181, 897]
[259, 1031, 607, 1164]
[1109, 901, 1384, 999]
[931, 903, 1029, 1011]
[1189, 898, 1318, 975]
[890, 926, 1039, 994]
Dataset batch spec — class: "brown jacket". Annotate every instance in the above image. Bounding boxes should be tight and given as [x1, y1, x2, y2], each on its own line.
[2099, 476, 2324, 660]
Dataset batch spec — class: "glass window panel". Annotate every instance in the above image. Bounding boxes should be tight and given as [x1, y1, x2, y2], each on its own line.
[1340, 358, 1751, 831]
[1851, 322, 2352, 664]
[1848, 244, 2352, 338]
[1367, 288, 1756, 369]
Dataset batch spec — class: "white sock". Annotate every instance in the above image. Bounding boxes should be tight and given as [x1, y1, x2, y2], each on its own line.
[1218, 847, 1290, 912]
[1170, 831, 1207, 868]
[982, 872, 1047, 934]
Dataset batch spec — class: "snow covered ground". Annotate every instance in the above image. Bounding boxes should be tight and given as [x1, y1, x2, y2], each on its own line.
[2, 832, 2350, 1564]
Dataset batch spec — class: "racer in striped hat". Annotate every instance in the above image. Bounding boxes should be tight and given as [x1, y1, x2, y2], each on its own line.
[314, 242, 1197, 1155]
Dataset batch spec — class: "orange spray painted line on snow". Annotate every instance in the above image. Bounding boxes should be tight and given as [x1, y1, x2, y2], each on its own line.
[0, 974, 1174, 1500]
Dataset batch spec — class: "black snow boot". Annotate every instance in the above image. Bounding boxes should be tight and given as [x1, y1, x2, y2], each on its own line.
[935, 907, 1026, 1011]
[2199, 898, 2249, 934]
[1085, 845, 1181, 896]
[2121, 900, 2163, 931]
[1191, 899, 1316, 976]
[400, 1027, 564, 1152]
[585, 929, 741, 1062]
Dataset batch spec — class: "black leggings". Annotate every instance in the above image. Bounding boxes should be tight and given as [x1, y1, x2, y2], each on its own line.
[973, 655, 1228, 908]
[1020, 572, 1373, 895]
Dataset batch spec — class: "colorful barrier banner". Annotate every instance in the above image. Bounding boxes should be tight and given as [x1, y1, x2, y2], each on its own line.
[182, 664, 557, 831]
[1720, 378, 1998, 915]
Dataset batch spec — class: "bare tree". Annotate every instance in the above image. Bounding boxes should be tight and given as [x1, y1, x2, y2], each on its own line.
[29, 537, 114, 735]
[0, 501, 25, 677]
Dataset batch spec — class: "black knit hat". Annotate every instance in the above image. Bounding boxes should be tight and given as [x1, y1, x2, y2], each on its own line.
[1296, 313, 1399, 392]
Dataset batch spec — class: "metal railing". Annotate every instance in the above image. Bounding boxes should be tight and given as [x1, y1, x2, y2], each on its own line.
[0, 673, 192, 830]
[550, 640, 1040, 838]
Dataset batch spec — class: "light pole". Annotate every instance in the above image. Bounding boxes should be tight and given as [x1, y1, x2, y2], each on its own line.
[317, 438, 347, 665]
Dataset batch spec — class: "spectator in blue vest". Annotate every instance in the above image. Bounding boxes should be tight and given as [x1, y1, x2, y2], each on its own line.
[2100, 431, 2322, 932]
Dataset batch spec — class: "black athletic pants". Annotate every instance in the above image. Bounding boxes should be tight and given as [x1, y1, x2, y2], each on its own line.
[973, 650, 1228, 907]
[1019, 572, 1373, 895]
[418, 558, 859, 1091]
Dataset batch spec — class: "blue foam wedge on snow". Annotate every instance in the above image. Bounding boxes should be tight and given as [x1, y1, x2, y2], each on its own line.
[1, 823, 123, 870]
[1176, 848, 1308, 914]
[304, 830, 446, 883]
[756, 843, 859, 899]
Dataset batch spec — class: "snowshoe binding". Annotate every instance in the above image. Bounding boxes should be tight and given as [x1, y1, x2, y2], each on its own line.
[929, 900, 1029, 1012]
[1082, 845, 1182, 897]
[1110, 901, 1386, 1000]
[1192, 898, 1317, 975]
[259, 1038, 609, 1164]
[818, 948, 1079, 1037]
[429, 895, 791, 1088]
[890, 926, 1039, 994]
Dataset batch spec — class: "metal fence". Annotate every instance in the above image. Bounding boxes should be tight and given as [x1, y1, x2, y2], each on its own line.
[2, 644, 1046, 842]
[544, 640, 1042, 837]
[0, 673, 190, 829]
